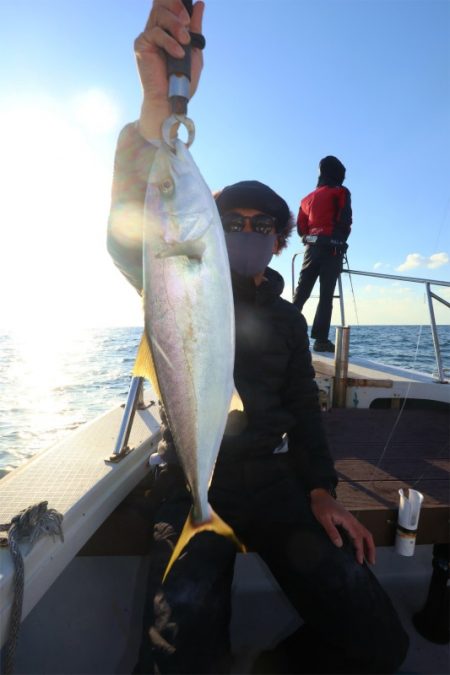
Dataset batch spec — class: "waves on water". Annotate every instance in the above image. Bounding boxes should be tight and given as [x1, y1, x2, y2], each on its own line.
[1, 324, 448, 474]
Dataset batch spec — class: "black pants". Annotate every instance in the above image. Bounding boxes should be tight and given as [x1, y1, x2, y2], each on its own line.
[135, 458, 408, 674]
[293, 245, 344, 341]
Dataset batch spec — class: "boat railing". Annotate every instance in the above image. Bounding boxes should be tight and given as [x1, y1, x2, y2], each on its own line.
[114, 260, 450, 459]
[291, 253, 450, 384]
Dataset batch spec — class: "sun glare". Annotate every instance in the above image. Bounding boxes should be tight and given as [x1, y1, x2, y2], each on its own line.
[71, 88, 120, 135]
[0, 91, 134, 331]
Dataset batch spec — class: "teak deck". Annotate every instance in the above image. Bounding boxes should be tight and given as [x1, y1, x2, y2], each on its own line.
[81, 408, 449, 556]
[325, 408, 449, 545]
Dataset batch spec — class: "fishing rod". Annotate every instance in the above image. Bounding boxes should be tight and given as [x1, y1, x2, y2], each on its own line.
[343, 252, 360, 326]
[162, 0, 205, 147]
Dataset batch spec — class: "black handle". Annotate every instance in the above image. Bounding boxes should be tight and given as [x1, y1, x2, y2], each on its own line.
[167, 0, 193, 113]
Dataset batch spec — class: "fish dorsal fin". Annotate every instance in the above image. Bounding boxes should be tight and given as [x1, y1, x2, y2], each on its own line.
[133, 331, 161, 400]
[163, 506, 246, 582]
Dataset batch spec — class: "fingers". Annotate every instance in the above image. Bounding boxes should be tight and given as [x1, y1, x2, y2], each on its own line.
[147, 0, 191, 30]
[311, 495, 376, 566]
[363, 529, 376, 566]
[321, 517, 344, 549]
[136, 2, 190, 60]
[350, 529, 365, 565]
[338, 516, 376, 566]
[135, 25, 186, 61]
[138, 0, 204, 59]
[191, 1, 205, 37]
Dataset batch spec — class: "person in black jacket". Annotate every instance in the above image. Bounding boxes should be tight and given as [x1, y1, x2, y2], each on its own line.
[106, 2, 408, 673]
[293, 156, 352, 353]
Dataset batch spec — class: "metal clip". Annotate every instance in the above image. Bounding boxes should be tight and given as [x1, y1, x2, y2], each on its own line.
[162, 114, 195, 148]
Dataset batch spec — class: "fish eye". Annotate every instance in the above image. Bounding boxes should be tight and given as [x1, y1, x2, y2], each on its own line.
[159, 177, 174, 198]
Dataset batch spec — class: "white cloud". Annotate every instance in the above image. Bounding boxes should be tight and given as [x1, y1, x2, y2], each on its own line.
[373, 261, 392, 271]
[396, 252, 449, 272]
[396, 253, 423, 271]
[428, 252, 449, 269]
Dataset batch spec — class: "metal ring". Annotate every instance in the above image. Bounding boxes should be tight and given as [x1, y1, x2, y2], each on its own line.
[162, 114, 195, 148]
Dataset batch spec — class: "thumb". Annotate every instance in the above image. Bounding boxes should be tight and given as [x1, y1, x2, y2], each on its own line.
[191, 1, 205, 34]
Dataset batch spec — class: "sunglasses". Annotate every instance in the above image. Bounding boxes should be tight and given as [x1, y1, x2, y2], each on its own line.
[221, 212, 277, 236]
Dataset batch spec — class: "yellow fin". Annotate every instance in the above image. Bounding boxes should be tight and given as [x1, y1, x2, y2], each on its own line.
[163, 506, 246, 583]
[229, 387, 244, 413]
[132, 331, 161, 400]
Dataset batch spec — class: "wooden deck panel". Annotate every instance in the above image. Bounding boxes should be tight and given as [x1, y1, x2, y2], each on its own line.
[80, 408, 449, 555]
[323, 409, 450, 545]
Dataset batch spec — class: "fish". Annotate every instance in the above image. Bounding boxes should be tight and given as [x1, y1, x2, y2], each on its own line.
[133, 137, 243, 580]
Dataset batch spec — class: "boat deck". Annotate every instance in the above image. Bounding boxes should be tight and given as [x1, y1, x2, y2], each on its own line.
[313, 352, 438, 383]
[312, 352, 450, 409]
[1, 388, 448, 673]
[79, 407, 449, 554]
[322, 408, 449, 545]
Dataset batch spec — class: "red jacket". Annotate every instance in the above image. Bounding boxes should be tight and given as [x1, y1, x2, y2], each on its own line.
[297, 185, 352, 244]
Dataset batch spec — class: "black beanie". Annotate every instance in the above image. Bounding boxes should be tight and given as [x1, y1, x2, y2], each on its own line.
[215, 180, 290, 233]
[318, 156, 346, 186]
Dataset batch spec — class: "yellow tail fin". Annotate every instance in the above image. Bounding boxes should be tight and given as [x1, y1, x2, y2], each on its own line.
[133, 331, 161, 400]
[163, 507, 246, 583]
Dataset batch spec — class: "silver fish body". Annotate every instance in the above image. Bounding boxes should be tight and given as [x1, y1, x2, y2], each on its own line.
[143, 139, 235, 524]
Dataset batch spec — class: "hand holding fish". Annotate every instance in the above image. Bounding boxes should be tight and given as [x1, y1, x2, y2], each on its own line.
[135, 0, 205, 139]
[310, 488, 376, 565]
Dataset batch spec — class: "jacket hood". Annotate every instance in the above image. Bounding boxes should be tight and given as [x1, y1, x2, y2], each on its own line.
[215, 181, 291, 233]
[317, 155, 346, 187]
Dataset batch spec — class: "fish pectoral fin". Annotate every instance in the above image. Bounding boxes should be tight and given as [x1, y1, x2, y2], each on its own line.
[225, 388, 247, 435]
[132, 331, 161, 400]
[156, 240, 206, 262]
[162, 506, 246, 583]
[229, 387, 244, 413]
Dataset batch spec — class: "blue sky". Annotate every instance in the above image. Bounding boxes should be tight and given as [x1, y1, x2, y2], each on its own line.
[1, 0, 449, 330]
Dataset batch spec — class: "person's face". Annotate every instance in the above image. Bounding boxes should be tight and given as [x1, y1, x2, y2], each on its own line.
[222, 208, 279, 255]
[221, 207, 280, 282]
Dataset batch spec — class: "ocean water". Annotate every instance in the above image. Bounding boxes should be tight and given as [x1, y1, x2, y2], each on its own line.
[0, 325, 449, 474]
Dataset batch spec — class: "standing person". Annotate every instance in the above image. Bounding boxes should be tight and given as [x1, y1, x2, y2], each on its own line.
[107, 1, 408, 673]
[293, 156, 352, 353]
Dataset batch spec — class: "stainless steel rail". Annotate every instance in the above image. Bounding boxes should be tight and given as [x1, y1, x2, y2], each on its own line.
[291, 255, 450, 383]
[109, 375, 145, 461]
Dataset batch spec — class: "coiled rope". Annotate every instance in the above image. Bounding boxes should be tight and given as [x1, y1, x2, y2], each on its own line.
[0, 501, 64, 675]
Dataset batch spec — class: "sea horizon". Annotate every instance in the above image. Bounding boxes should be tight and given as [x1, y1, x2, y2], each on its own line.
[1, 324, 449, 475]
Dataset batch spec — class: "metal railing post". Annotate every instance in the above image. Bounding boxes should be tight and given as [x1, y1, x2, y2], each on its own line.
[108, 376, 145, 462]
[337, 274, 346, 327]
[291, 252, 302, 301]
[333, 326, 350, 407]
[425, 283, 446, 383]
